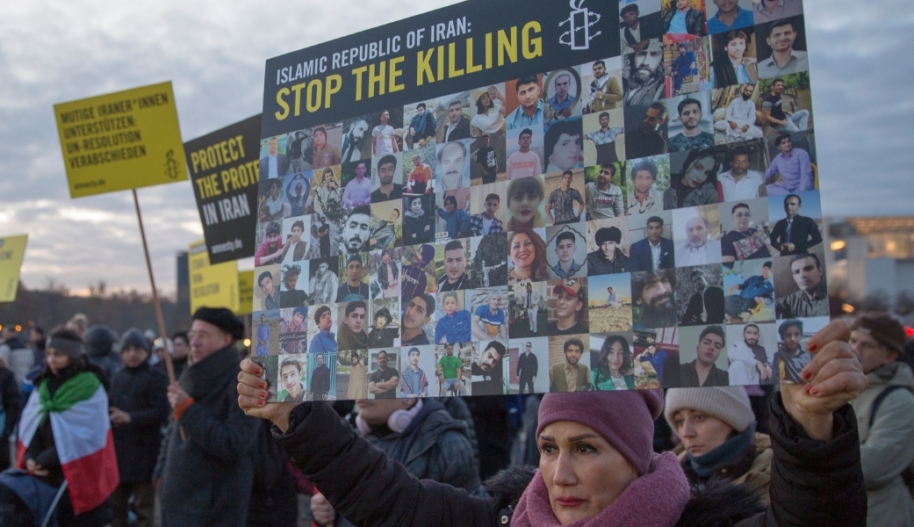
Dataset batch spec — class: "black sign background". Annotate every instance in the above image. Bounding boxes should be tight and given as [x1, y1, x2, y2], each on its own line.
[261, 0, 619, 136]
[185, 114, 262, 263]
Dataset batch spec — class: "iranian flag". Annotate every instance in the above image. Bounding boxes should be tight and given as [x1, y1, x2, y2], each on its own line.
[17, 371, 119, 514]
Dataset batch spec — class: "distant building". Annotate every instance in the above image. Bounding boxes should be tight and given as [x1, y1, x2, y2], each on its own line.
[825, 217, 914, 303]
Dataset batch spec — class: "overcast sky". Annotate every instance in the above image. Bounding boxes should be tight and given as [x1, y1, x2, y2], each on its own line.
[0, 0, 910, 297]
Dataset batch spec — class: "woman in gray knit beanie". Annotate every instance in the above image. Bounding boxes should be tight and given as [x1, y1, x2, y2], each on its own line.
[665, 386, 773, 503]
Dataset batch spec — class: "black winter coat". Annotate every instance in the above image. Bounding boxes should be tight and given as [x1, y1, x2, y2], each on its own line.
[274, 394, 866, 527]
[109, 361, 169, 483]
[155, 346, 260, 527]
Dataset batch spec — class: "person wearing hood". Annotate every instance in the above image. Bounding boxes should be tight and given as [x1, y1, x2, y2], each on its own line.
[109, 330, 169, 527]
[155, 307, 260, 526]
[848, 312, 914, 527]
[666, 386, 772, 503]
[238, 319, 866, 527]
[0, 325, 33, 387]
[85, 324, 122, 381]
[308, 396, 482, 527]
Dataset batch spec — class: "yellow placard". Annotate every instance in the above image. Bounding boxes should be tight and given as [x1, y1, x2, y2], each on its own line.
[0, 234, 28, 303]
[188, 240, 239, 314]
[54, 81, 187, 198]
[236, 270, 254, 316]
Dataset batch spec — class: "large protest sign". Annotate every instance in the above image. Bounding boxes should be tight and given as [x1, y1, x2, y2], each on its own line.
[0, 234, 28, 303]
[185, 115, 262, 264]
[252, 0, 828, 402]
[53, 82, 187, 198]
[189, 240, 240, 314]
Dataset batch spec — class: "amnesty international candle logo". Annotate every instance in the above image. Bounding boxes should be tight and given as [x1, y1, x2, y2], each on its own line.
[560, 0, 602, 50]
[164, 149, 181, 179]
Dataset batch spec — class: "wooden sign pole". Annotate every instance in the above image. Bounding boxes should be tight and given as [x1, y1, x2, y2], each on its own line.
[131, 189, 177, 385]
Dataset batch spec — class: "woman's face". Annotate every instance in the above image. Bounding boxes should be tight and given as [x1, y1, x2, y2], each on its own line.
[539, 420, 638, 524]
[509, 189, 541, 225]
[671, 409, 735, 456]
[46, 348, 73, 375]
[285, 274, 298, 291]
[510, 233, 536, 271]
[682, 155, 715, 187]
[480, 92, 491, 108]
[606, 341, 624, 374]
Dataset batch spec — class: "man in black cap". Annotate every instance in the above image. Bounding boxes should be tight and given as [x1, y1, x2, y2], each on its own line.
[157, 307, 259, 527]
[586, 226, 630, 275]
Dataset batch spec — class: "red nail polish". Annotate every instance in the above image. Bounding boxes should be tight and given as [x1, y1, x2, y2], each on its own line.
[802, 370, 811, 380]
[260, 382, 267, 389]
[808, 342, 818, 352]
[811, 387, 820, 396]
[259, 400, 265, 406]
[804, 384, 812, 394]
[261, 391, 268, 399]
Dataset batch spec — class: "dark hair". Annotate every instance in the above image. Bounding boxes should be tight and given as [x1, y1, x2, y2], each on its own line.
[678, 148, 721, 189]
[677, 97, 702, 115]
[266, 221, 281, 236]
[417, 102, 427, 110]
[774, 134, 792, 147]
[730, 146, 751, 162]
[258, 271, 273, 287]
[348, 205, 371, 220]
[600, 164, 616, 177]
[444, 239, 464, 252]
[475, 92, 494, 114]
[544, 120, 582, 164]
[784, 193, 802, 206]
[731, 202, 750, 214]
[293, 306, 308, 319]
[378, 154, 397, 169]
[620, 4, 639, 16]
[599, 111, 610, 120]
[486, 340, 507, 359]
[313, 305, 331, 325]
[699, 325, 726, 346]
[313, 126, 327, 138]
[690, 268, 706, 279]
[594, 59, 607, 68]
[519, 128, 533, 139]
[790, 253, 821, 269]
[282, 264, 301, 287]
[631, 269, 675, 303]
[485, 193, 500, 203]
[766, 17, 799, 39]
[562, 170, 573, 178]
[444, 195, 457, 207]
[515, 75, 539, 92]
[648, 101, 669, 121]
[280, 357, 302, 373]
[778, 319, 803, 339]
[409, 293, 437, 318]
[556, 231, 577, 245]
[599, 335, 633, 373]
[345, 300, 367, 317]
[171, 330, 188, 345]
[763, 261, 773, 269]
[744, 323, 760, 334]
[374, 307, 392, 325]
[563, 337, 585, 354]
[291, 220, 305, 232]
[725, 29, 749, 44]
[631, 160, 658, 181]
[646, 215, 664, 228]
[351, 351, 361, 362]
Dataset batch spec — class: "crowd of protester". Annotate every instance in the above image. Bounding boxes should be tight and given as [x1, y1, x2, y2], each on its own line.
[0, 309, 912, 526]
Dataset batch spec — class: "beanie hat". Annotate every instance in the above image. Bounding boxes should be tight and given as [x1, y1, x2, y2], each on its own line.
[537, 390, 663, 476]
[664, 386, 754, 434]
[418, 244, 435, 265]
[852, 312, 906, 355]
[192, 307, 244, 341]
[121, 329, 151, 354]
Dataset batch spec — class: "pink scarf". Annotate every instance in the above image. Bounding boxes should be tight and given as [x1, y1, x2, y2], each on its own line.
[511, 452, 689, 527]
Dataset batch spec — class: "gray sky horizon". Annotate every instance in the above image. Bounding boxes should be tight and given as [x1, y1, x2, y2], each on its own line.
[1, 0, 911, 298]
